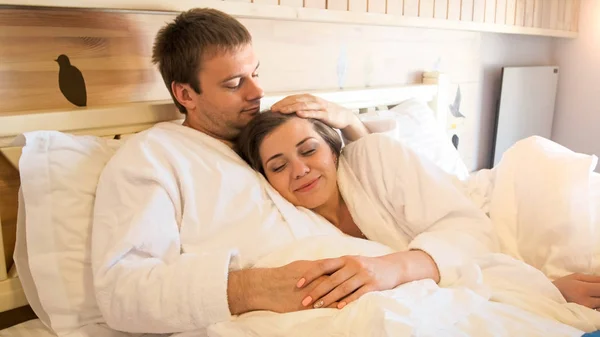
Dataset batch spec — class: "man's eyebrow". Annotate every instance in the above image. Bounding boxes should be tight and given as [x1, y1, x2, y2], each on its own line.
[220, 62, 260, 84]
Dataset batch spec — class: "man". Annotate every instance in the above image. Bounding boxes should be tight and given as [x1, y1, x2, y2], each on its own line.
[91, 8, 369, 334]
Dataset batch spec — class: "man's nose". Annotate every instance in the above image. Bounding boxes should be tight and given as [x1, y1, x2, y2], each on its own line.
[246, 77, 264, 102]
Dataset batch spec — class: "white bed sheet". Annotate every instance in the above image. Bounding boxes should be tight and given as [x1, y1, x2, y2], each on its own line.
[0, 319, 55, 337]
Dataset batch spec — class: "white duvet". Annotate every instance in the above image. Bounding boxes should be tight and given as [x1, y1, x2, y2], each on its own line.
[465, 136, 600, 280]
[196, 136, 600, 337]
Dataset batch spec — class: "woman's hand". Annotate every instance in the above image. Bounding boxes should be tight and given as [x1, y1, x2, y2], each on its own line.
[270, 94, 369, 142]
[296, 250, 440, 310]
[553, 273, 600, 310]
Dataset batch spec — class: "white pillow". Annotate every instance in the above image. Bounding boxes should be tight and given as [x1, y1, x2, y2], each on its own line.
[358, 99, 470, 181]
[17, 131, 120, 335]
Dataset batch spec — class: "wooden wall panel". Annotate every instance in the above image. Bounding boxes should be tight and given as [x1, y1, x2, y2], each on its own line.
[434, 0, 449, 19]
[349, 0, 368, 12]
[484, 0, 496, 23]
[544, 0, 559, 29]
[533, 0, 544, 27]
[327, 0, 348, 10]
[252, 0, 278, 4]
[0, 9, 170, 114]
[473, 0, 486, 22]
[403, 0, 420, 16]
[420, 0, 436, 18]
[448, 0, 462, 20]
[496, 0, 507, 24]
[279, 0, 304, 6]
[524, 0, 535, 26]
[0, 154, 19, 272]
[515, 0, 526, 26]
[461, 0, 474, 21]
[368, 0, 386, 13]
[571, 0, 580, 31]
[304, 0, 326, 8]
[555, 0, 566, 30]
[505, 0, 517, 25]
[563, 0, 573, 31]
[387, 0, 403, 14]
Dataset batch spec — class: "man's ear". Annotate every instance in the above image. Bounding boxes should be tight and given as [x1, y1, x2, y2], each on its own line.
[171, 81, 196, 112]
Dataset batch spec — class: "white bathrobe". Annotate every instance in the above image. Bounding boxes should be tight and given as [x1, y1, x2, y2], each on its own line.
[337, 133, 498, 286]
[92, 122, 343, 334]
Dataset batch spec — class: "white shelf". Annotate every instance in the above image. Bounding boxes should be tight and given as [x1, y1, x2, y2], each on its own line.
[0, 0, 578, 38]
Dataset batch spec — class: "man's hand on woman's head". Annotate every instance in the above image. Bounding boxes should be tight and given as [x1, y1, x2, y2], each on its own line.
[271, 94, 369, 142]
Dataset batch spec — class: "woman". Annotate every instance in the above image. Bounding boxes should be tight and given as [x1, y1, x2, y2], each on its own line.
[236, 110, 498, 311]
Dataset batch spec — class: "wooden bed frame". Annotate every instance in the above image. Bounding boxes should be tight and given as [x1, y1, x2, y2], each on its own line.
[0, 71, 449, 315]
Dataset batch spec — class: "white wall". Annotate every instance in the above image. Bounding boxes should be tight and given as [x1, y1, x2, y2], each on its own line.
[478, 33, 556, 169]
[552, 0, 600, 172]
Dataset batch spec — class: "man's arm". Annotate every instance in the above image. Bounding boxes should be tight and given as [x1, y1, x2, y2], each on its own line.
[92, 153, 238, 333]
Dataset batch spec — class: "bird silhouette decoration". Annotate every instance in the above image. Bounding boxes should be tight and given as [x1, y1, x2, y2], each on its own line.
[451, 134, 460, 150]
[449, 85, 465, 118]
[55, 54, 87, 107]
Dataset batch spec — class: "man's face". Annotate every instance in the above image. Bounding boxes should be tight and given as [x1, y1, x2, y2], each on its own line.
[184, 44, 264, 143]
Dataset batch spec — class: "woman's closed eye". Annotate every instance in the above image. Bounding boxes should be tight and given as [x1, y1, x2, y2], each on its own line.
[270, 162, 287, 173]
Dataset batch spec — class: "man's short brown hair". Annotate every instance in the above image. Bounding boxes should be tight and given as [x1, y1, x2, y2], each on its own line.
[152, 8, 252, 114]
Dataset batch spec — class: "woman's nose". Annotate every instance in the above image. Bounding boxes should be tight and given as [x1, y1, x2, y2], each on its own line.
[291, 159, 310, 179]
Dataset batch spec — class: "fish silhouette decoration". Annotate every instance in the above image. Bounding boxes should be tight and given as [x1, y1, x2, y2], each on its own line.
[55, 54, 87, 107]
[449, 85, 465, 118]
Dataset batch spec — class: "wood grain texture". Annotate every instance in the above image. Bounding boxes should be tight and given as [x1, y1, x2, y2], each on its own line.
[0, 153, 19, 271]
[563, 0, 572, 31]
[0, 8, 171, 114]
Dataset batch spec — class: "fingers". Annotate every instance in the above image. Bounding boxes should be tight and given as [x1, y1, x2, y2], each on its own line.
[337, 285, 373, 309]
[575, 273, 600, 283]
[301, 267, 356, 308]
[311, 274, 365, 309]
[271, 95, 319, 112]
[276, 102, 323, 114]
[297, 258, 345, 289]
[296, 110, 327, 120]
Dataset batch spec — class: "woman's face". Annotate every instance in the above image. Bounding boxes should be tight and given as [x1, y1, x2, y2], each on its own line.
[259, 117, 338, 209]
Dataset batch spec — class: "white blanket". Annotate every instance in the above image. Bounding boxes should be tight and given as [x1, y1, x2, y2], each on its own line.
[201, 236, 593, 337]
[466, 136, 600, 280]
